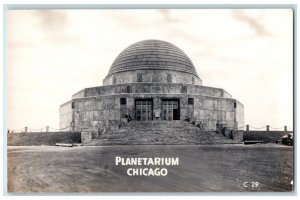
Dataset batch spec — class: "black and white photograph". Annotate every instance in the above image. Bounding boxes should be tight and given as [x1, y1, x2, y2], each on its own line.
[5, 6, 294, 193]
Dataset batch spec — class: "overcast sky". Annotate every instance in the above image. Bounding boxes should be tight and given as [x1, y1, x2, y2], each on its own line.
[7, 9, 293, 131]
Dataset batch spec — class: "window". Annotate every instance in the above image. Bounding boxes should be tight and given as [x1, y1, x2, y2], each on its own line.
[167, 74, 172, 83]
[188, 98, 194, 105]
[192, 77, 195, 84]
[135, 99, 153, 121]
[113, 76, 116, 84]
[71, 102, 75, 109]
[181, 86, 187, 93]
[137, 73, 142, 82]
[234, 102, 237, 108]
[152, 75, 158, 82]
[120, 98, 127, 105]
[126, 86, 131, 93]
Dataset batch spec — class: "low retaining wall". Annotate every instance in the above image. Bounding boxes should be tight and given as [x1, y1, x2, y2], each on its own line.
[7, 130, 292, 146]
[243, 131, 292, 143]
[232, 130, 244, 142]
[7, 132, 81, 146]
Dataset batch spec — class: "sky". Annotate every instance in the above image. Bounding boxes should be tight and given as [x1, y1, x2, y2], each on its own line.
[7, 9, 293, 131]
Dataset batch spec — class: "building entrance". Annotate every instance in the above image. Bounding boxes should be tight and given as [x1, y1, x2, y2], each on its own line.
[135, 99, 153, 121]
[162, 99, 180, 120]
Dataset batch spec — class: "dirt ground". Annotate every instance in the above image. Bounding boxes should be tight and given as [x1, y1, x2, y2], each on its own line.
[7, 144, 293, 193]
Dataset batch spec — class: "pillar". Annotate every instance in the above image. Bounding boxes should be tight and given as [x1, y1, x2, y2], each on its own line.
[266, 125, 269, 132]
[284, 126, 287, 133]
[246, 125, 249, 132]
[153, 97, 161, 121]
[81, 131, 92, 145]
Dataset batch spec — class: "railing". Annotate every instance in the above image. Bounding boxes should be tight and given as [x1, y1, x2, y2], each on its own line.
[244, 125, 293, 132]
[7, 124, 293, 133]
[7, 126, 71, 133]
[185, 119, 293, 132]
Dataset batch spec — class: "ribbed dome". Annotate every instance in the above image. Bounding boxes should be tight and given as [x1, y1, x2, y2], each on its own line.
[107, 40, 199, 77]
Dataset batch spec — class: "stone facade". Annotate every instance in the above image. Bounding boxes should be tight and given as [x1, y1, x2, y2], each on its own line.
[7, 131, 81, 146]
[59, 39, 244, 135]
[103, 70, 202, 85]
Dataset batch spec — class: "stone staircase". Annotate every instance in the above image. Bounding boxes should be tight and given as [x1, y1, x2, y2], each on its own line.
[89, 121, 241, 145]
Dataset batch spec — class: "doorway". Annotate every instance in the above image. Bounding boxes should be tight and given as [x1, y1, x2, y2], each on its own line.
[162, 99, 180, 120]
[135, 99, 153, 121]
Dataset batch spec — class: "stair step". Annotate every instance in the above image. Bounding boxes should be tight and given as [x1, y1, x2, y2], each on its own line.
[92, 121, 239, 145]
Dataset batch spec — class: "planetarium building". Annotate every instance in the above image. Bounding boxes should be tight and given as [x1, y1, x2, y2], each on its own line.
[59, 40, 244, 139]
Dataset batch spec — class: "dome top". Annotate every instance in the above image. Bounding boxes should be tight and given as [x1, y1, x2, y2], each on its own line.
[107, 40, 199, 77]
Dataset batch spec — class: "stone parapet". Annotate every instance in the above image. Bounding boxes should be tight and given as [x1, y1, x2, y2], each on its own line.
[72, 83, 232, 99]
[81, 131, 92, 145]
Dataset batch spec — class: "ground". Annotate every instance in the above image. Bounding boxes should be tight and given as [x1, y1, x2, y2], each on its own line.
[7, 144, 293, 193]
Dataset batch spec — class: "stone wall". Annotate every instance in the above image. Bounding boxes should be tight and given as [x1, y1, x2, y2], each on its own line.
[232, 130, 244, 142]
[72, 96, 121, 133]
[103, 70, 202, 86]
[235, 100, 244, 129]
[61, 92, 242, 133]
[72, 83, 232, 99]
[7, 132, 81, 146]
[81, 131, 92, 145]
[59, 100, 73, 131]
[243, 131, 292, 143]
[193, 96, 237, 130]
